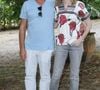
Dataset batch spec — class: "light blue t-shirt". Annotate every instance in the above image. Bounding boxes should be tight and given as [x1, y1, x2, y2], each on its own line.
[20, 0, 55, 50]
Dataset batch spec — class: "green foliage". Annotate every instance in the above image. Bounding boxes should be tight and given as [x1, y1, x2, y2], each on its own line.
[0, 0, 100, 30]
[0, 0, 24, 30]
[80, 0, 100, 19]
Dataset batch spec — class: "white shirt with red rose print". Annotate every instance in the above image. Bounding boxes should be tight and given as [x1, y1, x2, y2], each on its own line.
[55, 1, 90, 46]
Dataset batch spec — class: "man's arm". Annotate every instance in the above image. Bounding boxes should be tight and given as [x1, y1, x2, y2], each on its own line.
[19, 19, 27, 60]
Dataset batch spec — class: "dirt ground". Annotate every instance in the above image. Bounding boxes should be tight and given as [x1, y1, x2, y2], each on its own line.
[0, 19, 100, 90]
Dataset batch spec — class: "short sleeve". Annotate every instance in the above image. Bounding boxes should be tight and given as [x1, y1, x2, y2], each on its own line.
[74, 1, 90, 20]
[20, 2, 28, 19]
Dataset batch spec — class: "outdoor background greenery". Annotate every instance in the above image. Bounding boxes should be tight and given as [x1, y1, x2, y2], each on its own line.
[0, 0, 100, 30]
[0, 0, 23, 30]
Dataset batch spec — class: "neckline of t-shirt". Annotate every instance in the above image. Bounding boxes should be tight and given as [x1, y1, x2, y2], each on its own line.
[34, 0, 46, 7]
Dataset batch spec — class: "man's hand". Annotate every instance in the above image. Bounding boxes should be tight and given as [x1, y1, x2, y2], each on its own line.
[20, 48, 26, 60]
[19, 19, 27, 60]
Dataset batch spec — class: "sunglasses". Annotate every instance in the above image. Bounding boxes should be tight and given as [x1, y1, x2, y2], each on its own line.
[38, 6, 42, 17]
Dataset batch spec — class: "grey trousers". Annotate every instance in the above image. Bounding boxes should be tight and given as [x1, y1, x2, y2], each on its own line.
[50, 44, 84, 90]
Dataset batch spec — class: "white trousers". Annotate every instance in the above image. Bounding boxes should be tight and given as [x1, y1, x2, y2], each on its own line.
[25, 50, 53, 90]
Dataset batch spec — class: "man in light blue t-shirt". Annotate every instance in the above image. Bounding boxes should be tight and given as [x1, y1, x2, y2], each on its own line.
[19, 0, 55, 90]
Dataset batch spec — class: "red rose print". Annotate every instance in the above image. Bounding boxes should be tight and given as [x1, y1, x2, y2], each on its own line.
[77, 23, 86, 39]
[58, 34, 64, 45]
[69, 21, 76, 36]
[59, 15, 67, 27]
[80, 23, 85, 35]
[77, 31, 81, 39]
[69, 21, 76, 31]
[78, 3, 85, 9]
[78, 10, 85, 17]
